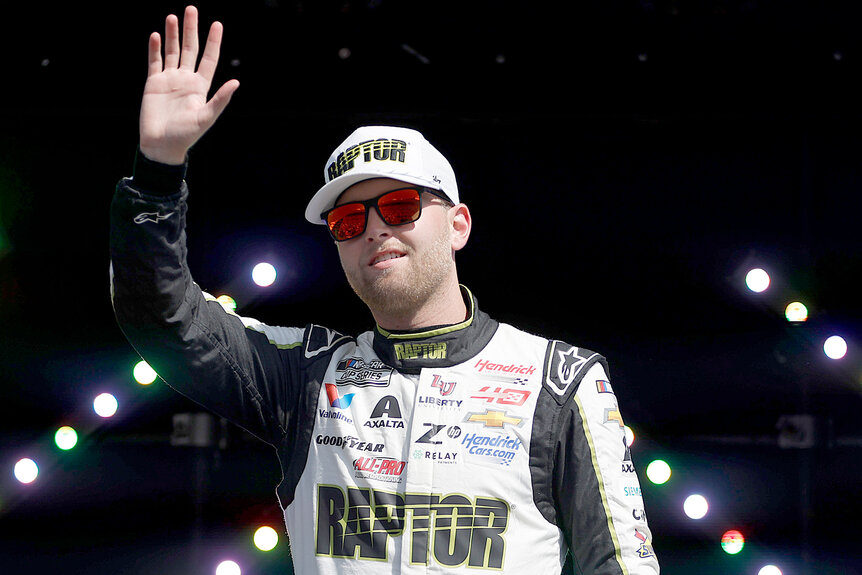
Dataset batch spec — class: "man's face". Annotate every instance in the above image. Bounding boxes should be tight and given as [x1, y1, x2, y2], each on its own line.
[334, 178, 456, 318]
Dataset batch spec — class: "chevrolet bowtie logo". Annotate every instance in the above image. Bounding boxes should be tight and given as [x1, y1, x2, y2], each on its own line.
[465, 409, 523, 429]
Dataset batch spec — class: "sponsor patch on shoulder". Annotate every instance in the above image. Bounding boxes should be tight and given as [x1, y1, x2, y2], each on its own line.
[543, 341, 598, 404]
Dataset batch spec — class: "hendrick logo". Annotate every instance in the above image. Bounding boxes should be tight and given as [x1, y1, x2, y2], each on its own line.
[474, 359, 536, 376]
[335, 357, 393, 387]
[461, 432, 522, 466]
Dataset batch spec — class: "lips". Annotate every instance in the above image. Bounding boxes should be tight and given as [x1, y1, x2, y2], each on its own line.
[369, 249, 406, 266]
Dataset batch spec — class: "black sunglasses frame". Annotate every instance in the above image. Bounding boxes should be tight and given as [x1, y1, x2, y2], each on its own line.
[321, 186, 452, 242]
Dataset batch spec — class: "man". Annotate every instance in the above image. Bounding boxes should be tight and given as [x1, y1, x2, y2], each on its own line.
[110, 6, 659, 574]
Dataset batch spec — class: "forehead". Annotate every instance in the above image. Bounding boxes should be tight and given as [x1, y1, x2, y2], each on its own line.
[336, 178, 413, 205]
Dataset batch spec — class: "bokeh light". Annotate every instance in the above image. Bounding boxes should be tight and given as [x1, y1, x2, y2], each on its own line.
[54, 426, 78, 450]
[624, 425, 635, 447]
[14, 458, 39, 484]
[216, 294, 238, 312]
[824, 335, 847, 360]
[252, 262, 277, 287]
[646, 459, 671, 485]
[784, 301, 808, 323]
[720, 529, 745, 554]
[745, 268, 770, 293]
[93, 393, 119, 418]
[254, 525, 279, 551]
[133, 360, 158, 385]
[758, 565, 783, 575]
[683, 494, 709, 519]
[215, 560, 241, 575]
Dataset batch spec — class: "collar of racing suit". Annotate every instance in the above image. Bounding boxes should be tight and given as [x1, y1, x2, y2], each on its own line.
[372, 285, 499, 374]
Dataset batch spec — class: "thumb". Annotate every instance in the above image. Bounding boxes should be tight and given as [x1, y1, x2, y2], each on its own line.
[205, 79, 240, 125]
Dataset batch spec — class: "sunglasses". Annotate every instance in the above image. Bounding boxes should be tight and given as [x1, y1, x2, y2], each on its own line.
[322, 186, 450, 242]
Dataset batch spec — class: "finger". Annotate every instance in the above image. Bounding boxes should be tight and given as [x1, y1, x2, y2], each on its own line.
[163, 13, 181, 69]
[147, 32, 163, 77]
[180, 5, 200, 71]
[196, 21, 224, 82]
[204, 79, 240, 125]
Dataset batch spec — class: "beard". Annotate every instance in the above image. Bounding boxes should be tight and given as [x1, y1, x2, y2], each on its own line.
[341, 223, 454, 320]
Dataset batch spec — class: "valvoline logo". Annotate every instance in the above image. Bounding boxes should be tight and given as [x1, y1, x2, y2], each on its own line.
[326, 383, 355, 409]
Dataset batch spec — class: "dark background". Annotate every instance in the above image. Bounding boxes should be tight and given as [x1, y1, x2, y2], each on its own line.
[1, 1, 861, 573]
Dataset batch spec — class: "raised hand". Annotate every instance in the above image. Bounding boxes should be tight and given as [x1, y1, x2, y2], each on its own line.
[139, 5, 239, 165]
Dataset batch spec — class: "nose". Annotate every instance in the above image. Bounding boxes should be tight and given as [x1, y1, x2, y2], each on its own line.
[363, 207, 391, 241]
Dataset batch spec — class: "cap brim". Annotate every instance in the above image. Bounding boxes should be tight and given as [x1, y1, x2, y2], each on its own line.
[304, 172, 442, 224]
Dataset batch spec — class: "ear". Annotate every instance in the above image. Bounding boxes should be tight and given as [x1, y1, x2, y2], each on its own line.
[449, 203, 472, 252]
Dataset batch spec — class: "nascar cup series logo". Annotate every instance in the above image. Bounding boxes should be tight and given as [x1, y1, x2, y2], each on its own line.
[335, 357, 393, 387]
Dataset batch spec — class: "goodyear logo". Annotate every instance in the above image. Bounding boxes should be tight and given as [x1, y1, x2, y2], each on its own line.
[394, 342, 447, 361]
[327, 139, 408, 181]
[316, 484, 509, 568]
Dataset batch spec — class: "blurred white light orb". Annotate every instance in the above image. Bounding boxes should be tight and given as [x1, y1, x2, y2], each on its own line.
[254, 525, 279, 551]
[14, 458, 39, 484]
[646, 459, 672, 485]
[745, 268, 770, 293]
[758, 565, 783, 575]
[824, 335, 847, 360]
[93, 393, 119, 418]
[133, 360, 158, 385]
[215, 560, 241, 575]
[683, 494, 709, 519]
[784, 301, 808, 322]
[55, 426, 79, 450]
[624, 425, 635, 447]
[252, 262, 277, 287]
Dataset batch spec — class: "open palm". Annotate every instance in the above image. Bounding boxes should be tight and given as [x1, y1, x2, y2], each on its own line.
[139, 6, 239, 165]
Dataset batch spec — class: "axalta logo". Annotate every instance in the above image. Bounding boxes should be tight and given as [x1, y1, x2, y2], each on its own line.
[316, 484, 509, 568]
[327, 139, 408, 180]
[474, 359, 536, 376]
[364, 395, 405, 429]
[461, 432, 522, 466]
[325, 383, 355, 409]
[353, 456, 407, 483]
[394, 342, 447, 360]
[335, 357, 393, 387]
[316, 434, 384, 453]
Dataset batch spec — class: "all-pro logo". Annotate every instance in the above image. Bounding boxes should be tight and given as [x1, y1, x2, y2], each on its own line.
[353, 456, 407, 483]
[335, 357, 393, 387]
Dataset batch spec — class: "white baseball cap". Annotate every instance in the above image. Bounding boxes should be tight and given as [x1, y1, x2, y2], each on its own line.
[305, 126, 459, 224]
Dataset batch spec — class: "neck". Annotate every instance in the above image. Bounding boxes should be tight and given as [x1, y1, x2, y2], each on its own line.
[372, 280, 467, 332]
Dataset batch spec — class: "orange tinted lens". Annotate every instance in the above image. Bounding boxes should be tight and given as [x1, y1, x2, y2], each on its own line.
[327, 203, 367, 240]
[378, 189, 421, 225]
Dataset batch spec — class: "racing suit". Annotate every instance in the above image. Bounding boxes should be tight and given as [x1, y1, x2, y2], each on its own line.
[109, 151, 659, 575]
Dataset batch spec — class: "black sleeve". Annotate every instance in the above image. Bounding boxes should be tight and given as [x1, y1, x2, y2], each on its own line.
[109, 152, 306, 446]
